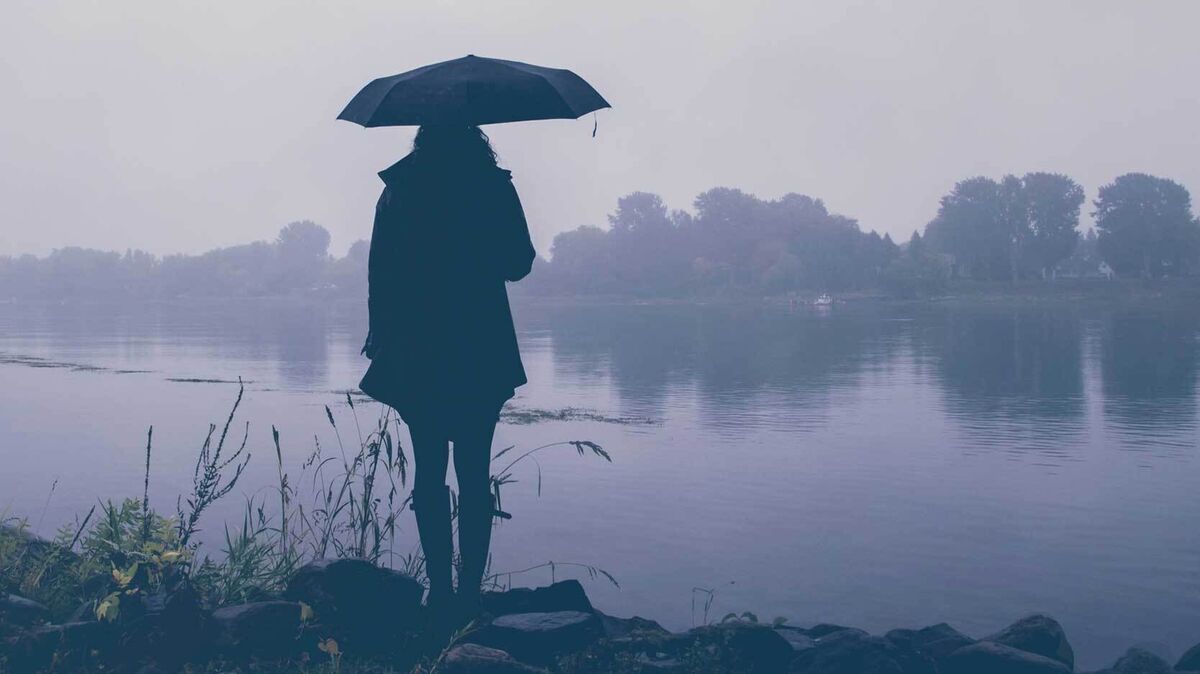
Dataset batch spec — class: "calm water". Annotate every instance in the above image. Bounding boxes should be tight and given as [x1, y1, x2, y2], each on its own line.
[1, 299, 1198, 668]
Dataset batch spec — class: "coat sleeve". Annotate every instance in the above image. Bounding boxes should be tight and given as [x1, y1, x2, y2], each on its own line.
[363, 186, 396, 358]
[496, 175, 536, 282]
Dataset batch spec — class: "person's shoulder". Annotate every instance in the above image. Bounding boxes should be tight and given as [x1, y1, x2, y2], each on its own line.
[485, 165, 514, 182]
[378, 153, 418, 186]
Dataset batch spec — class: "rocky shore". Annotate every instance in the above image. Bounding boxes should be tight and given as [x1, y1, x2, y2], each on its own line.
[3, 556, 1200, 674]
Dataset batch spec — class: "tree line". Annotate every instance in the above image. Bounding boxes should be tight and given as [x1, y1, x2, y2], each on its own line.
[2, 172, 1197, 301]
[0, 221, 365, 300]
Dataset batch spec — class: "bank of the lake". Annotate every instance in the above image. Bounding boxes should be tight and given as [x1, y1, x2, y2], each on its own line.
[4, 535, 1200, 674]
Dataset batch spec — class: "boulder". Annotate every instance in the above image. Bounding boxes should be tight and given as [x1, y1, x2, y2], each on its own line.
[774, 625, 816, 654]
[790, 628, 936, 674]
[1127, 641, 1173, 664]
[885, 623, 975, 662]
[440, 643, 546, 673]
[596, 611, 670, 641]
[119, 584, 210, 665]
[471, 611, 603, 664]
[1089, 647, 1172, 674]
[1, 595, 48, 628]
[807, 623, 861, 639]
[2, 621, 109, 673]
[1179, 641, 1200, 672]
[482, 580, 593, 617]
[66, 600, 96, 624]
[942, 641, 1072, 674]
[688, 621, 794, 673]
[211, 601, 307, 659]
[632, 652, 686, 672]
[811, 627, 870, 642]
[284, 557, 423, 641]
[987, 614, 1074, 669]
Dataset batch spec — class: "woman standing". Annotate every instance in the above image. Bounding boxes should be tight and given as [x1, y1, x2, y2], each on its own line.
[359, 125, 535, 615]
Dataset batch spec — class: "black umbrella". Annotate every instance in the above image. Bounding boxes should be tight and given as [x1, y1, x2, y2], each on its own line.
[337, 55, 610, 128]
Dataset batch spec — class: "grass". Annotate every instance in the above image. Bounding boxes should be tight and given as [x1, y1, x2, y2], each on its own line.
[1, 381, 615, 671]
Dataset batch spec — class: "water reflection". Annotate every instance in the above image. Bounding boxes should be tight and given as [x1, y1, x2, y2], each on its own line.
[1099, 309, 1200, 454]
[2, 299, 1196, 456]
[914, 307, 1088, 460]
[530, 303, 907, 430]
[0, 301, 334, 389]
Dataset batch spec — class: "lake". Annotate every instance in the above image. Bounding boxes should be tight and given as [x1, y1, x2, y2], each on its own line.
[1, 298, 1197, 668]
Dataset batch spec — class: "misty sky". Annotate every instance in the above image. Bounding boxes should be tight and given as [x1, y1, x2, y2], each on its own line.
[3, 1, 1199, 258]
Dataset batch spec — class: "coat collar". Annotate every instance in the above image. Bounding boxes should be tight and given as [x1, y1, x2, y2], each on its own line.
[378, 153, 512, 186]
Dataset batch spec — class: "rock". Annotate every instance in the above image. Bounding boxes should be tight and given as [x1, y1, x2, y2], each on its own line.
[3, 621, 109, 673]
[688, 621, 794, 673]
[987, 614, 1074, 669]
[211, 601, 307, 659]
[807, 623, 861, 639]
[885, 623, 975, 662]
[596, 611, 670, 640]
[440, 643, 546, 673]
[482, 580, 593, 617]
[284, 557, 422, 643]
[1179, 641, 1200, 671]
[1089, 647, 1172, 674]
[66, 600, 96, 624]
[812, 627, 870, 643]
[774, 625, 816, 653]
[120, 584, 210, 665]
[1128, 641, 1173, 664]
[471, 611, 603, 664]
[632, 652, 686, 672]
[1, 595, 48, 627]
[790, 628, 936, 674]
[942, 641, 1072, 674]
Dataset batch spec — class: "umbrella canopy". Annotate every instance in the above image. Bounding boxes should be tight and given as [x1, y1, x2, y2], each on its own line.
[338, 55, 610, 128]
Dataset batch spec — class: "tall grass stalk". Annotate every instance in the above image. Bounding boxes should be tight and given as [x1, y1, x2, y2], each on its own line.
[2, 380, 613, 619]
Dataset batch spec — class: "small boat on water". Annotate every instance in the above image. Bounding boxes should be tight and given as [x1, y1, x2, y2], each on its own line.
[814, 293, 833, 307]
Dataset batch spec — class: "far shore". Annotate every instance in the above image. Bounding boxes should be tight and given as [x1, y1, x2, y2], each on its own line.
[5, 277, 1198, 311]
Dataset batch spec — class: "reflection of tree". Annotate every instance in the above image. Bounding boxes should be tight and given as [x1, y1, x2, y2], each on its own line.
[6, 300, 335, 388]
[530, 304, 698, 419]
[920, 307, 1086, 433]
[536, 304, 903, 425]
[1100, 309, 1199, 432]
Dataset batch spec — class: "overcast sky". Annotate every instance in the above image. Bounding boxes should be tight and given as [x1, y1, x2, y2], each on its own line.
[2, 1, 1199, 258]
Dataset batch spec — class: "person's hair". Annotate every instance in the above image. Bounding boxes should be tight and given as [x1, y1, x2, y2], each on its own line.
[411, 125, 498, 168]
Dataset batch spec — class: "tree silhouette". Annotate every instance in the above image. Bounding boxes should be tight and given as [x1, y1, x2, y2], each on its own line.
[1093, 173, 1200, 278]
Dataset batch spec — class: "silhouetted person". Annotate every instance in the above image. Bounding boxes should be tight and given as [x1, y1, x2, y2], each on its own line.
[359, 125, 535, 617]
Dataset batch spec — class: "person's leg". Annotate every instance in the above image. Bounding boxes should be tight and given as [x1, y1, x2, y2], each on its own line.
[452, 415, 498, 606]
[409, 424, 453, 606]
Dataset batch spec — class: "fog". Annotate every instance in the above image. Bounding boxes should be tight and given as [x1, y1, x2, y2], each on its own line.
[2, 0, 1199, 258]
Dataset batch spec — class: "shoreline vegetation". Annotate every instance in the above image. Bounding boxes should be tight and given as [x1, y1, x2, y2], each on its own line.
[4, 173, 1199, 306]
[2, 277, 1198, 309]
[4, 388, 1200, 674]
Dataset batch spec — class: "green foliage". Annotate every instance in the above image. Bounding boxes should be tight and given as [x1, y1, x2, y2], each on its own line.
[0, 221, 355, 301]
[82, 498, 188, 622]
[532, 187, 898, 296]
[926, 173, 1084, 281]
[1094, 173, 1200, 278]
[1, 514, 89, 618]
[881, 231, 950, 297]
[0, 384, 612, 630]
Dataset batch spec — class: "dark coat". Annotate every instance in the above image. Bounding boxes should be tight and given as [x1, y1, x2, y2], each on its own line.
[358, 154, 536, 425]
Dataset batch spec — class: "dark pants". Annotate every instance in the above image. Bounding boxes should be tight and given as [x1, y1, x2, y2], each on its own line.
[409, 413, 498, 604]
